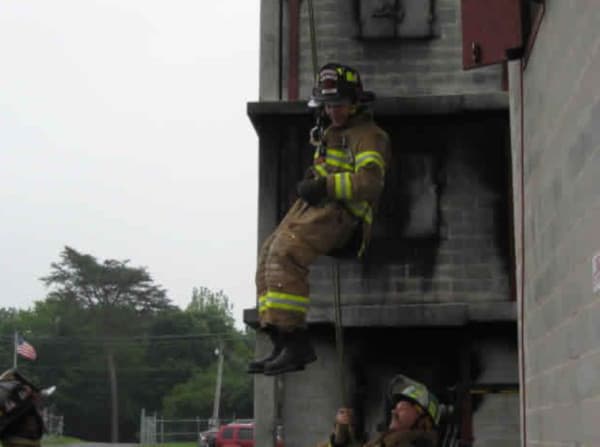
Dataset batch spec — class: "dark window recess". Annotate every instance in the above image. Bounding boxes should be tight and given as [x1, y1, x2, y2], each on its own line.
[460, 0, 524, 69]
[238, 428, 253, 440]
[222, 428, 234, 440]
[356, 0, 435, 39]
[378, 153, 439, 239]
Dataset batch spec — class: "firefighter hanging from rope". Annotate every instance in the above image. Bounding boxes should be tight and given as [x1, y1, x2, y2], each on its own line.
[248, 63, 391, 376]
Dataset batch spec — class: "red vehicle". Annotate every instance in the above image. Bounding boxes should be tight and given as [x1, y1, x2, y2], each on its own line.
[215, 422, 254, 447]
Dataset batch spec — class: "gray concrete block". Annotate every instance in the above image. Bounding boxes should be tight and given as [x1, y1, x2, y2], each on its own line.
[281, 339, 341, 447]
[254, 332, 280, 447]
[289, 0, 502, 97]
[526, 308, 545, 346]
[472, 394, 520, 447]
[553, 363, 577, 406]
[582, 398, 600, 444]
[574, 351, 600, 402]
[537, 323, 569, 375]
[567, 129, 596, 181]
[561, 278, 585, 319]
[539, 293, 563, 335]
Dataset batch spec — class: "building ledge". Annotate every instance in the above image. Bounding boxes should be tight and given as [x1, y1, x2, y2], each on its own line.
[247, 92, 508, 130]
[243, 301, 516, 329]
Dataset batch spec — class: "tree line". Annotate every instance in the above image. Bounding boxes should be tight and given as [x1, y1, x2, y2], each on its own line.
[0, 246, 254, 442]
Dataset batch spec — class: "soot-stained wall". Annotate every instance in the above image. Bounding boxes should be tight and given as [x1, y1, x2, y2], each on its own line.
[257, 107, 513, 309]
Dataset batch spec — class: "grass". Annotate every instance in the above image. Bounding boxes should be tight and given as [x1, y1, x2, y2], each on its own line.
[42, 436, 84, 445]
[154, 443, 197, 447]
[43, 437, 198, 447]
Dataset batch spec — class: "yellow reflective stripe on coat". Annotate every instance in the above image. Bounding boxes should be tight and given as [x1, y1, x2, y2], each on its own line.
[325, 148, 353, 171]
[344, 200, 373, 224]
[314, 164, 328, 177]
[326, 148, 347, 159]
[258, 294, 268, 313]
[260, 291, 309, 314]
[326, 158, 353, 171]
[355, 150, 385, 172]
[333, 172, 353, 200]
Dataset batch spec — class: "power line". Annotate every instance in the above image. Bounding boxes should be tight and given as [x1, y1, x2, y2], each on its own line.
[19, 365, 226, 373]
[0, 332, 245, 344]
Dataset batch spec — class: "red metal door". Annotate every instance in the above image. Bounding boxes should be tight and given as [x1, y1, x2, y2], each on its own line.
[461, 0, 523, 69]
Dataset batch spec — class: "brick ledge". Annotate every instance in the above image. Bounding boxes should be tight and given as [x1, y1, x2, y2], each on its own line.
[243, 301, 516, 328]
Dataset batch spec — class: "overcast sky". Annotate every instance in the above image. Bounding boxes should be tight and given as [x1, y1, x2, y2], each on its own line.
[0, 1, 260, 325]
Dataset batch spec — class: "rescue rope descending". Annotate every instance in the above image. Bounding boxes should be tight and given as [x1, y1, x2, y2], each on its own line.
[308, 0, 351, 423]
[308, 4, 354, 438]
[332, 260, 357, 444]
[307, 0, 319, 81]
[332, 261, 347, 406]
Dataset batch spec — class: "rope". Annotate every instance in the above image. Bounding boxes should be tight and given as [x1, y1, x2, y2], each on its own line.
[307, 0, 319, 81]
[332, 260, 358, 444]
[332, 261, 347, 406]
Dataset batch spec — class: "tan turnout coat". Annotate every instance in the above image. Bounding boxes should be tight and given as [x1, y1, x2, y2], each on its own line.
[257, 110, 391, 330]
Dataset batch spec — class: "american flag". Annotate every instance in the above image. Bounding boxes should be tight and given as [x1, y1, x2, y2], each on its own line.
[16, 334, 37, 361]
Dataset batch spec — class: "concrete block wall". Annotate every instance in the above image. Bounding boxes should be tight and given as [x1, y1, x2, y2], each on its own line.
[272, 327, 519, 447]
[309, 114, 512, 307]
[260, 0, 503, 100]
[250, 107, 518, 446]
[472, 395, 520, 447]
[280, 338, 343, 447]
[472, 331, 520, 447]
[508, 2, 600, 445]
[277, 328, 460, 447]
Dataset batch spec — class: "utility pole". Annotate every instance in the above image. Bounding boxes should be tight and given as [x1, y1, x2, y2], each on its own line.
[13, 331, 17, 369]
[211, 340, 225, 428]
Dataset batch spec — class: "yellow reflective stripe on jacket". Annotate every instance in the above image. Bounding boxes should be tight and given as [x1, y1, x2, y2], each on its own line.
[314, 164, 328, 177]
[344, 200, 373, 224]
[326, 148, 347, 159]
[333, 172, 353, 200]
[325, 159, 353, 171]
[355, 150, 385, 172]
[325, 148, 353, 171]
[258, 294, 267, 312]
[310, 145, 375, 228]
[259, 291, 309, 314]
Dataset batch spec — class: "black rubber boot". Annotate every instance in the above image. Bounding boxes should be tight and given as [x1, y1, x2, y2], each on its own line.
[247, 325, 283, 374]
[263, 328, 317, 376]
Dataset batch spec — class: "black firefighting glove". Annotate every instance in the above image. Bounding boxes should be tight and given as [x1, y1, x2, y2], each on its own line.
[296, 177, 327, 206]
[302, 166, 317, 180]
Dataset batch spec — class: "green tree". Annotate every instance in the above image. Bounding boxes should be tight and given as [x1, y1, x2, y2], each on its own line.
[41, 246, 172, 442]
[161, 287, 254, 420]
[0, 269, 254, 441]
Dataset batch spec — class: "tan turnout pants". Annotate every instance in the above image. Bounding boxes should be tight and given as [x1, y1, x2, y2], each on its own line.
[256, 199, 357, 330]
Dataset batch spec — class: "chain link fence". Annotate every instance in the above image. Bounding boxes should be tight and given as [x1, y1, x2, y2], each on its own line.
[139, 409, 242, 445]
[42, 409, 64, 437]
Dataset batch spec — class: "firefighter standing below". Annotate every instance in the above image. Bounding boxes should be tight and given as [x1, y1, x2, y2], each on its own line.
[325, 381, 440, 447]
[248, 63, 391, 376]
[0, 370, 45, 447]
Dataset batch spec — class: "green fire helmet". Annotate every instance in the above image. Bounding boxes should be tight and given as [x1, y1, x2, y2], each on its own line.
[308, 63, 375, 108]
[388, 374, 441, 427]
